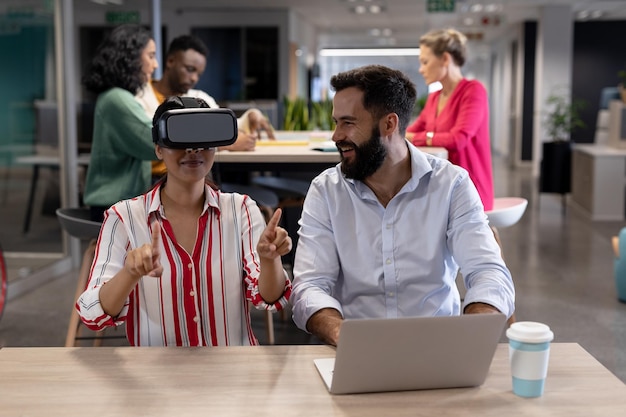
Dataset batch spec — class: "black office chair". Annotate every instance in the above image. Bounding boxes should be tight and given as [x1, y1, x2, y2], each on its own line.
[251, 176, 310, 201]
[220, 182, 279, 223]
[56, 207, 101, 240]
[251, 175, 311, 268]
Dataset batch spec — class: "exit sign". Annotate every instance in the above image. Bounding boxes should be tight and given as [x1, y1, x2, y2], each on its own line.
[427, 0, 455, 13]
[105, 11, 140, 24]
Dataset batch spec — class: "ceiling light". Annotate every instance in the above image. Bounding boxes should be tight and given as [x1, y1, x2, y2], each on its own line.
[369, 5, 382, 13]
[320, 48, 420, 57]
[369, 28, 381, 36]
[354, 5, 367, 14]
[381, 28, 392, 37]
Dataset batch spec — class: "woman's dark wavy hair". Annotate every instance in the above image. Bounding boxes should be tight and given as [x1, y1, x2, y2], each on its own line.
[82, 24, 152, 95]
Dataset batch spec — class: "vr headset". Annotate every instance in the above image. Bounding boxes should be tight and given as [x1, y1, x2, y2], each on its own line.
[152, 104, 238, 149]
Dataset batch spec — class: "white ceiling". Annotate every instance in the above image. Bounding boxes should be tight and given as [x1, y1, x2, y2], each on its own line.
[150, 0, 626, 47]
[7, 0, 626, 47]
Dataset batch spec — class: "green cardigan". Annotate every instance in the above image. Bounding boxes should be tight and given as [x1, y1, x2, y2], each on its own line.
[83, 88, 157, 208]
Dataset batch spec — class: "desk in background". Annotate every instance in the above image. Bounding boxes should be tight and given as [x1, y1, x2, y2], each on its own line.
[213, 141, 448, 182]
[15, 144, 447, 234]
[570, 144, 626, 220]
[15, 154, 91, 234]
[0, 343, 624, 416]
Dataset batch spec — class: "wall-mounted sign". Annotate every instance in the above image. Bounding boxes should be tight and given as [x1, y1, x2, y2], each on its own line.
[105, 11, 140, 25]
[427, 0, 455, 13]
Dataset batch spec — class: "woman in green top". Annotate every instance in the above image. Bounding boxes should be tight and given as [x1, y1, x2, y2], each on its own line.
[82, 24, 159, 221]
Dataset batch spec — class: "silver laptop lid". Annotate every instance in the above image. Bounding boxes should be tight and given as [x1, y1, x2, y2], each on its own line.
[327, 314, 507, 394]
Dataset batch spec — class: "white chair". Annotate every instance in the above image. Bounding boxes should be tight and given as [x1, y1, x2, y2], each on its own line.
[485, 197, 528, 326]
[485, 197, 528, 229]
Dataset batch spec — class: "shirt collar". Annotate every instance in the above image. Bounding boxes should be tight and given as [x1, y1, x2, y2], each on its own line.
[148, 181, 221, 218]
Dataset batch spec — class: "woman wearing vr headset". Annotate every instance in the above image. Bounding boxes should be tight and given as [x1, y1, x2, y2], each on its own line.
[76, 97, 292, 346]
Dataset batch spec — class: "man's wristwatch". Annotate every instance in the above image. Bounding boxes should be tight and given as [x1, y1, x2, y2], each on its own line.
[426, 131, 434, 146]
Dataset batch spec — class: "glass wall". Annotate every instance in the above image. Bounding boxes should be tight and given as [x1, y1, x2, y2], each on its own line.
[0, 1, 64, 282]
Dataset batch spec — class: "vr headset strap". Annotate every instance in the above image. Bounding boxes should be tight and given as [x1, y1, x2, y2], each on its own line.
[179, 96, 200, 108]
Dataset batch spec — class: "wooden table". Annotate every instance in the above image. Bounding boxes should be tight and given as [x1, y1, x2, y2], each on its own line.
[0, 343, 624, 416]
[214, 141, 448, 172]
[212, 141, 448, 191]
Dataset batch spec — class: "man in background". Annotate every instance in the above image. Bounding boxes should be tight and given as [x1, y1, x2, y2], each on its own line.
[136, 34, 257, 161]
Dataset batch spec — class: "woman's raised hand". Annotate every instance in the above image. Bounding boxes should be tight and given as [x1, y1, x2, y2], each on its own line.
[124, 224, 163, 279]
[257, 208, 292, 259]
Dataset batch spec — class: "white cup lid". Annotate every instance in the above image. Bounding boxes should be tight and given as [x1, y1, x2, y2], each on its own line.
[506, 321, 554, 343]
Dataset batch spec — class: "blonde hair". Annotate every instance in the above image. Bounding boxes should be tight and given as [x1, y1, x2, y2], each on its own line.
[419, 28, 467, 66]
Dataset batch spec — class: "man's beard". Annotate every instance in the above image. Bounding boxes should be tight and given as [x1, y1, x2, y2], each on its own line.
[340, 127, 387, 180]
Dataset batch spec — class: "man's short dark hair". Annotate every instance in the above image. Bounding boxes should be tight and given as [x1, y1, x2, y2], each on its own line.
[166, 35, 209, 58]
[330, 65, 417, 133]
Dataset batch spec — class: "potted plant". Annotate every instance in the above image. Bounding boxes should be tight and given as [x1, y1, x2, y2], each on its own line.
[310, 99, 334, 131]
[539, 91, 586, 195]
[282, 96, 310, 131]
[282, 97, 335, 131]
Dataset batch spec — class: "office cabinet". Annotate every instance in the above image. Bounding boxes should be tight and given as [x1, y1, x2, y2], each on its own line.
[571, 144, 626, 220]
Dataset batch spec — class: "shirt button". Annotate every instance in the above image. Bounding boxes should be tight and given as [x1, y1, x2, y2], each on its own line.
[188, 263, 193, 269]
[193, 316, 199, 323]
[189, 291, 195, 297]
[388, 292, 394, 297]
[386, 223, 392, 229]
[386, 258, 391, 264]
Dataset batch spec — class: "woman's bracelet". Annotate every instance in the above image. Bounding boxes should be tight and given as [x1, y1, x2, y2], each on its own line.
[426, 131, 434, 146]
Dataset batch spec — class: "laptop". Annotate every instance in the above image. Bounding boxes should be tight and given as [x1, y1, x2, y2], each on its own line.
[314, 313, 507, 395]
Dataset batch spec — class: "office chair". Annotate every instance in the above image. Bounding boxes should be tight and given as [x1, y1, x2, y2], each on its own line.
[485, 197, 528, 326]
[485, 197, 528, 229]
[56, 207, 126, 346]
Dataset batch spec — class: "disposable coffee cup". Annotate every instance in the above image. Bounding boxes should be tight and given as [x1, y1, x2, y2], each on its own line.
[506, 321, 554, 398]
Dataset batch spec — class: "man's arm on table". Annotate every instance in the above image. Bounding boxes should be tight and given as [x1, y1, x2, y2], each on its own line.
[219, 131, 257, 151]
[306, 308, 343, 347]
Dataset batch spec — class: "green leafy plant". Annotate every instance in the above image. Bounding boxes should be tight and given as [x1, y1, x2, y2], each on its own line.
[543, 92, 586, 142]
[282, 96, 309, 131]
[282, 97, 335, 131]
[310, 99, 335, 131]
[412, 94, 428, 119]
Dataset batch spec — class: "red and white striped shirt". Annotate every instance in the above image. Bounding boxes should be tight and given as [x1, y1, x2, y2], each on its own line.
[77, 183, 291, 346]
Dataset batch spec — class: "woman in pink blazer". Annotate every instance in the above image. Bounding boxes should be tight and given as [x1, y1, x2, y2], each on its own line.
[407, 28, 493, 211]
